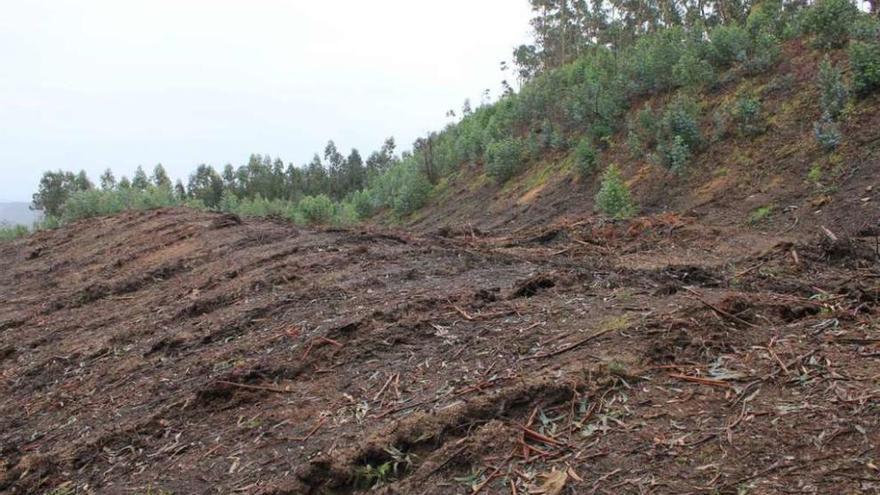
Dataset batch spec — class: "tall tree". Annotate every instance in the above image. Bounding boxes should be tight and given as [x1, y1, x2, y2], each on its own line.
[187, 165, 224, 207]
[152, 164, 172, 189]
[31, 170, 91, 217]
[132, 166, 150, 190]
[100, 169, 117, 191]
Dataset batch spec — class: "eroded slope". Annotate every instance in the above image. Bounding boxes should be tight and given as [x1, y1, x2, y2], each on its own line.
[1, 208, 879, 494]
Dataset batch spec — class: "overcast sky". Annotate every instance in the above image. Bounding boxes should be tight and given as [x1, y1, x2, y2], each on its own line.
[0, 1, 532, 202]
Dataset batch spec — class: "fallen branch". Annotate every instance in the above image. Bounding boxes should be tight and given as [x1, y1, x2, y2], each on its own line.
[683, 287, 758, 328]
[520, 326, 619, 361]
[668, 373, 733, 389]
[291, 417, 326, 442]
[215, 381, 294, 394]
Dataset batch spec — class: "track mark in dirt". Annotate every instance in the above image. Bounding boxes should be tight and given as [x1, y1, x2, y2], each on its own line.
[1, 208, 879, 494]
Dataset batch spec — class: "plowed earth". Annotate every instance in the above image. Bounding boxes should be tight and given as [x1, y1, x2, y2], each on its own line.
[1, 208, 879, 494]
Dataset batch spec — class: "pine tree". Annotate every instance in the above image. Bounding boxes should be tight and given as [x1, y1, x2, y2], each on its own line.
[595, 164, 636, 218]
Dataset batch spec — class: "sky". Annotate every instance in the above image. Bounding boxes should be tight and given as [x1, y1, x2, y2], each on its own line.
[0, 1, 533, 202]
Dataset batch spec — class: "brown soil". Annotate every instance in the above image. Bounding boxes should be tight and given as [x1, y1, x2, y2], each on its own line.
[2, 207, 879, 494]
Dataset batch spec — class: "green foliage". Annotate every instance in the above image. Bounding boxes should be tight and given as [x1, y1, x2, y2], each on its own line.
[735, 94, 766, 136]
[629, 27, 690, 93]
[574, 139, 598, 178]
[297, 195, 334, 225]
[349, 189, 375, 219]
[803, 0, 860, 49]
[747, 0, 787, 38]
[355, 446, 415, 490]
[486, 137, 525, 183]
[814, 117, 842, 151]
[850, 40, 880, 97]
[673, 49, 716, 89]
[818, 57, 848, 118]
[32, 170, 93, 217]
[626, 105, 658, 156]
[595, 165, 636, 219]
[744, 32, 781, 74]
[0, 224, 29, 241]
[60, 186, 178, 223]
[656, 97, 701, 172]
[749, 205, 774, 224]
[708, 25, 751, 67]
[668, 135, 692, 174]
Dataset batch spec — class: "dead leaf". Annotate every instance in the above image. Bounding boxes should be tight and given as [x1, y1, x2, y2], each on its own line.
[529, 468, 568, 495]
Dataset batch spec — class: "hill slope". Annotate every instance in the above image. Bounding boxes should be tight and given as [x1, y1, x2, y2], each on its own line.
[2, 207, 879, 494]
[407, 41, 880, 239]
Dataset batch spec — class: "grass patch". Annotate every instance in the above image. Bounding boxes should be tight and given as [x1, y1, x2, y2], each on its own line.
[0, 224, 29, 242]
[749, 205, 774, 224]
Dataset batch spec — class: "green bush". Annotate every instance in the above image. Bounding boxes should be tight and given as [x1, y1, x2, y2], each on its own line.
[747, 0, 786, 38]
[574, 139, 597, 178]
[673, 49, 716, 88]
[486, 138, 525, 182]
[850, 40, 880, 97]
[745, 32, 781, 74]
[298, 195, 335, 224]
[708, 25, 751, 67]
[818, 56, 848, 118]
[656, 97, 701, 171]
[392, 168, 433, 216]
[595, 164, 636, 219]
[814, 116, 842, 150]
[668, 135, 692, 174]
[59, 186, 178, 223]
[349, 189, 375, 219]
[0, 224, 29, 241]
[803, 0, 860, 49]
[735, 95, 766, 136]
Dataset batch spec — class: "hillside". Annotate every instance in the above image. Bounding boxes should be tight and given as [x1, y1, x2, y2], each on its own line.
[407, 40, 880, 238]
[5, 2, 880, 494]
[1, 204, 879, 494]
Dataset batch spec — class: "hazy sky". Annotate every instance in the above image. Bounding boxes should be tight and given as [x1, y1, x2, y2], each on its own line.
[0, 1, 532, 202]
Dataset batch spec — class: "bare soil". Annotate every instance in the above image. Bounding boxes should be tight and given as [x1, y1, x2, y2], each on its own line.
[1, 207, 879, 494]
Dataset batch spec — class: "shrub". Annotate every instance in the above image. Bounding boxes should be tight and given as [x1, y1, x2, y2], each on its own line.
[708, 25, 751, 67]
[803, 0, 860, 49]
[574, 139, 597, 178]
[668, 135, 692, 174]
[350, 189, 375, 219]
[595, 164, 636, 219]
[814, 116, 842, 151]
[656, 97, 701, 171]
[392, 169, 432, 216]
[735, 95, 766, 136]
[818, 56, 848, 118]
[298, 194, 335, 224]
[849, 14, 880, 42]
[850, 40, 880, 97]
[673, 49, 716, 88]
[0, 224, 29, 241]
[747, 0, 786, 38]
[486, 138, 525, 182]
[589, 121, 614, 147]
[745, 32, 781, 74]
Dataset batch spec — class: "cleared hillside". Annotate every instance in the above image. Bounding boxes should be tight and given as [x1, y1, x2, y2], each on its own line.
[1, 207, 879, 494]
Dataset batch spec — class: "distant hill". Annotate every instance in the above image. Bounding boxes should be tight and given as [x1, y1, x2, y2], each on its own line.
[0, 202, 40, 226]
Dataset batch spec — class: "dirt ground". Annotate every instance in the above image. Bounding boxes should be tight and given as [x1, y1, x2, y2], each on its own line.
[1, 207, 879, 494]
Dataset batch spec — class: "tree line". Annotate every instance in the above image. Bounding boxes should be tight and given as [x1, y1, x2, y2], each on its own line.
[26, 0, 880, 228]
